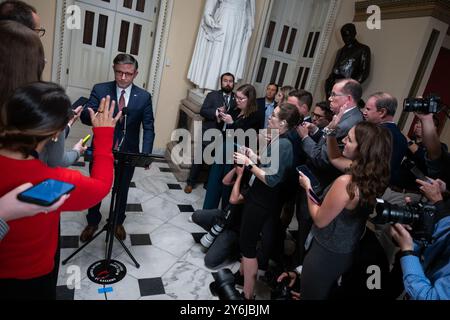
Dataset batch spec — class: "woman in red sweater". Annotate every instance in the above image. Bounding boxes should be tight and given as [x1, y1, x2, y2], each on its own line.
[0, 82, 121, 299]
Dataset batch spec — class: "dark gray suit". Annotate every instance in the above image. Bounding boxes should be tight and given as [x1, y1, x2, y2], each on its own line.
[302, 106, 363, 172]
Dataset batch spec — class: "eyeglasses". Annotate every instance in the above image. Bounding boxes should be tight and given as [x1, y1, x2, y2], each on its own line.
[34, 28, 45, 37]
[269, 112, 279, 119]
[330, 92, 347, 98]
[235, 96, 247, 102]
[312, 112, 325, 119]
[114, 70, 135, 78]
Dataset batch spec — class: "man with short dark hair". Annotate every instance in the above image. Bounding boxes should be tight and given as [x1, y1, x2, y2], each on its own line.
[184, 72, 236, 194]
[79, 53, 155, 242]
[287, 89, 313, 120]
[304, 101, 333, 142]
[257, 83, 278, 128]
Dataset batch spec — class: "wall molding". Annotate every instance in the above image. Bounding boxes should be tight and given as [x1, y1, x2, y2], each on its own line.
[148, 0, 174, 114]
[355, 0, 450, 33]
[307, 0, 341, 94]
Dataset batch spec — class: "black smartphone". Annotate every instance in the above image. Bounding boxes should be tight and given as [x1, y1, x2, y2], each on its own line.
[296, 165, 320, 189]
[17, 179, 75, 206]
[308, 189, 322, 205]
[410, 166, 432, 183]
[234, 143, 244, 152]
[84, 146, 93, 162]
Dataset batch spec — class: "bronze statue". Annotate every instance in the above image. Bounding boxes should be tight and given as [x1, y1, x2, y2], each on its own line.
[325, 23, 371, 98]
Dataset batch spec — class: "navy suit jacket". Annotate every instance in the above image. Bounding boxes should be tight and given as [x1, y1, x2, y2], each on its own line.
[80, 81, 155, 154]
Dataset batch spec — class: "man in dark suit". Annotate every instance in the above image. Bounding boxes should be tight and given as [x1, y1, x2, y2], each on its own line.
[362, 92, 407, 188]
[301, 79, 363, 180]
[79, 54, 155, 242]
[287, 89, 313, 122]
[184, 72, 235, 193]
[304, 101, 333, 142]
[256, 83, 278, 128]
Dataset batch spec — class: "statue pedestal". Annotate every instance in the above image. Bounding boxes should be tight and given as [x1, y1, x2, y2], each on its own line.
[165, 89, 207, 182]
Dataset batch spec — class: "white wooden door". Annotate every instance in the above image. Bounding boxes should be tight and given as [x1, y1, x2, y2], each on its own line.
[253, 0, 331, 96]
[66, 0, 158, 101]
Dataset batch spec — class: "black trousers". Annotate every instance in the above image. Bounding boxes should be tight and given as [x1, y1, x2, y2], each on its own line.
[294, 189, 313, 265]
[187, 140, 211, 187]
[300, 239, 354, 300]
[86, 161, 135, 226]
[0, 269, 57, 300]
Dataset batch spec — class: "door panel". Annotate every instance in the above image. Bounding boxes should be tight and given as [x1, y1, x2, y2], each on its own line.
[66, 0, 158, 101]
[67, 2, 115, 99]
[254, 0, 331, 96]
[108, 12, 154, 88]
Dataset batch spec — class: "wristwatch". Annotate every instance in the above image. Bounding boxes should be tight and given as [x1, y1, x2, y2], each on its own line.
[323, 127, 337, 137]
[245, 162, 254, 171]
[399, 250, 417, 258]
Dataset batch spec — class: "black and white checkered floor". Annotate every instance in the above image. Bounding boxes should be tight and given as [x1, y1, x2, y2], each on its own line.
[58, 157, 300, 300]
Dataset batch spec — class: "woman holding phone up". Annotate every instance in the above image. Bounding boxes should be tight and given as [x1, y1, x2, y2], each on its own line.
[0, 82, 121, 299]
[233, 102, 300, 299]
[289, 121, 392, 299]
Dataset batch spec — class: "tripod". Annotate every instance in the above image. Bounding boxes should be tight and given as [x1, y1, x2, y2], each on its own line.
[62, 151, 163, 283]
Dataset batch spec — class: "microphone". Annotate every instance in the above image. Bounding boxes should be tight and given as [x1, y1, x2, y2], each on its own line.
[117, 107, 128, 151]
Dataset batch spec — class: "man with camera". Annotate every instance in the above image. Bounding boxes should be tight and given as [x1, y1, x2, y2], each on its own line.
[192, 164, 247, 269]
[415, 112, 450, 186]
[389, 177, 449, 300]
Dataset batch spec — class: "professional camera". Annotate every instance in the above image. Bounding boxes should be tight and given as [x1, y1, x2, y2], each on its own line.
[200, 206, 233, 249]
[210, 268, 243, 300]
[403, 95, 441, 114]
[371, 199, 436, 244]
[270, 277, 292, 300]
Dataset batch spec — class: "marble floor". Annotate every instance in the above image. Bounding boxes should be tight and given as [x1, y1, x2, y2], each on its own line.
[57, 122, 297, 300]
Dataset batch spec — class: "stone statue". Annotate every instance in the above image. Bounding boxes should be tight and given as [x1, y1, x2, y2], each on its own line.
[188, 0, 255, 91]
[325, 23, 371, 98]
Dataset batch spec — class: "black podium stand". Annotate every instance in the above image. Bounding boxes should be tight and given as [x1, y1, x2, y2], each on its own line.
[62, 151, 164, 284]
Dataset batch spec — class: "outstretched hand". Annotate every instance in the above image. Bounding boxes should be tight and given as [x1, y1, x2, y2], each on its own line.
[88, 96, 121, 128]
[328, 107, 345, 130]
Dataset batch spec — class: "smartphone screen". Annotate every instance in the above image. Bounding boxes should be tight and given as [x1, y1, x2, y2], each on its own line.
[17, 179, 75, 206]
[296, 165, 320, 189]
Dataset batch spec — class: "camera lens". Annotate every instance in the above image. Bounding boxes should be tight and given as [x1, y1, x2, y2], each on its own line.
[200, 223, 224, 249]
[212, 269, 243, 300]
[373, 200, 419, 226]
[270, 277, 292, 300]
